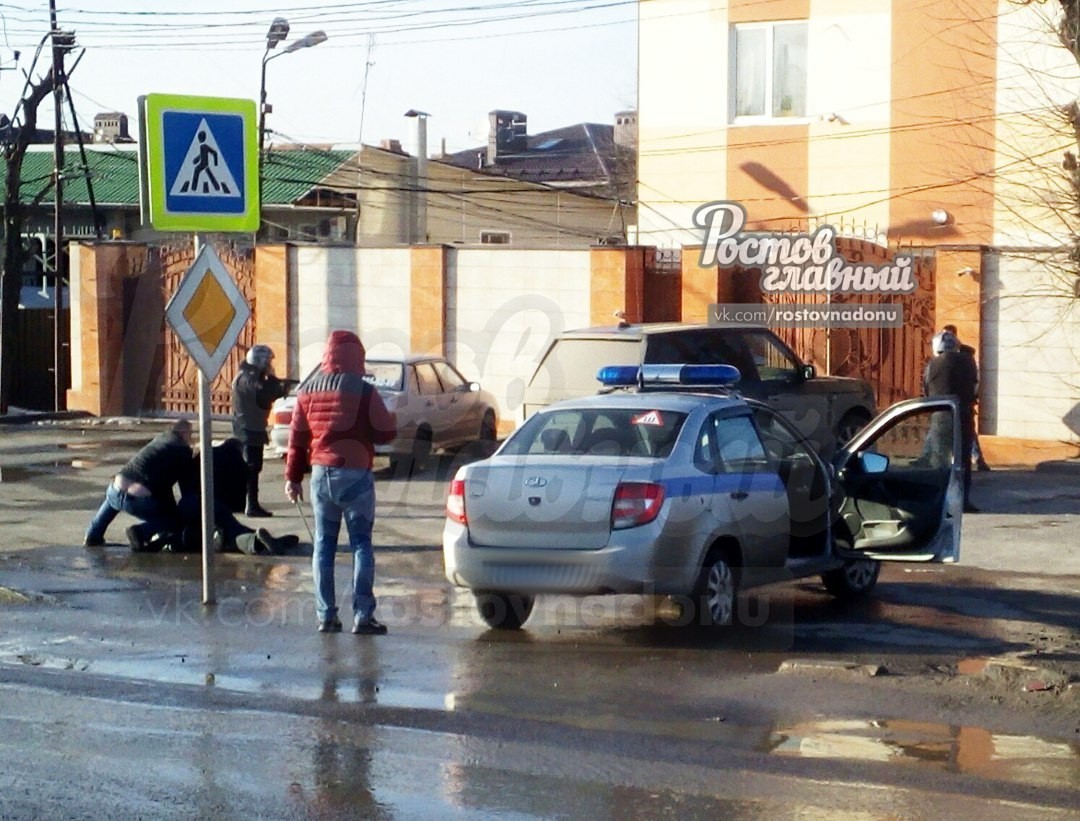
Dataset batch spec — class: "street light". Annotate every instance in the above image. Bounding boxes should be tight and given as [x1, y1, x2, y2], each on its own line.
[258, 19, 327, 219]
[258, 23, 327, 154]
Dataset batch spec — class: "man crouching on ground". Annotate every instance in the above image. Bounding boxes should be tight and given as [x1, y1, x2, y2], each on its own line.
[284, 330, 397, 635]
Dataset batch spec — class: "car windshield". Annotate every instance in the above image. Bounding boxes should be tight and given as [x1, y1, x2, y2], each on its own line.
[644, 329, 759, 380]
[503, 407, 688, 458]
[363, 361, 405, 391]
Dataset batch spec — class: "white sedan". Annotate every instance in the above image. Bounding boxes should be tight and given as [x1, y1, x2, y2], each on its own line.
[444, 364, 963, 630]
[271, 354, 499, 473]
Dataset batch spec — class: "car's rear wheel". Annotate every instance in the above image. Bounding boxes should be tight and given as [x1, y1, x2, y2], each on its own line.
[822, 559, 880, 600]
[475, 592, 535, 630]
[836, 409, 872, 448]
[391, 428, 432, 476]
[477, 410, 498, 456]
[696, 551, 738, 627]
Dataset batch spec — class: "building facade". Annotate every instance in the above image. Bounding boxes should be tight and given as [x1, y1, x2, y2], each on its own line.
[637, 0, 1080, 450]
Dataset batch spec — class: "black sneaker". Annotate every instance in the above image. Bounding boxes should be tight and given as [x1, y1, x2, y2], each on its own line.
[245, 505, 274, 518]
[126, 525, 155, 553]
[352, 617, 388, 635]
[83, 534, 105, 547]
[318, 618, 343, 633]
[255, 527, 291, 555]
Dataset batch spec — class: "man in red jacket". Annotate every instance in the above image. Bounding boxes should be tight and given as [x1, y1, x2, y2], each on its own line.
[285, 331, 397, 634]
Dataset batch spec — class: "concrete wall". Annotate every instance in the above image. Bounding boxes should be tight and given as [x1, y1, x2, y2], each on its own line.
[446, 249, 592, 427]
[289, 246, 413, 380]
[283, 244, 592, 431]
[982, 253, 1080, 445]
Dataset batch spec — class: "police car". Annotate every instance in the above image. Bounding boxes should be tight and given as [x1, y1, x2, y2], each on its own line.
[443, 364, 963, 630]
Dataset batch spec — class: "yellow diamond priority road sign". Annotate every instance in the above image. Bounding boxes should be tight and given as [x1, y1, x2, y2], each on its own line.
[165, 244, 251, 377]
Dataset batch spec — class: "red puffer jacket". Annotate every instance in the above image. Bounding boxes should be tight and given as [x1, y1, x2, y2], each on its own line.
[285, 331, 397, 482]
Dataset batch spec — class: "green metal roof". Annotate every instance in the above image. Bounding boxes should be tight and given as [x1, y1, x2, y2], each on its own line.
[262, 148, 356, 204]
[2, 146, 357, 207]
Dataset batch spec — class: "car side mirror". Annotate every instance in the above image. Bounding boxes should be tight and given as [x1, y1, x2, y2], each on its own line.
[860, 451, 889, 474]
[801, 364, 816, 381]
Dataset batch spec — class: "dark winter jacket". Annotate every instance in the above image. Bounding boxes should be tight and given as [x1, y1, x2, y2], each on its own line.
[923, 350, 979, 410]
[119, 430, 196, 511]
[285, 330, 397, 482]
[231, 362, 287, 446]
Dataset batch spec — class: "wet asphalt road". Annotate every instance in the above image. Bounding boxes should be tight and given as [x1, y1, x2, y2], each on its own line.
[2, 419, 1080, 816]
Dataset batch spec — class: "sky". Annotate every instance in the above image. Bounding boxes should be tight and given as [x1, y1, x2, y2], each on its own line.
[0, 0, 639, 155]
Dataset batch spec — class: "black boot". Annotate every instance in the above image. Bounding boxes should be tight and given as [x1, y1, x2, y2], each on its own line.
[245, 481, 273, 517]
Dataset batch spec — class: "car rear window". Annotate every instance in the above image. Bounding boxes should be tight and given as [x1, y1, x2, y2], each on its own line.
[363, 361, 405, 391]
[504, 407, 688, 458]
[531, 338, 640, 394]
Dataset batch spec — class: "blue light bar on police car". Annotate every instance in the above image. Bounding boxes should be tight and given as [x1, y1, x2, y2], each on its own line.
[596, 365, 641, 385]
[596, 364, 741, 387]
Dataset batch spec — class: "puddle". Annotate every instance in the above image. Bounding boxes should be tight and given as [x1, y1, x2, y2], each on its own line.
[0, 648, 448, 711]
[0, 461, 96, 482]
[85, 656, 449, 710]
[0, 466, 47, 483]
[766, 718, 1080, 787]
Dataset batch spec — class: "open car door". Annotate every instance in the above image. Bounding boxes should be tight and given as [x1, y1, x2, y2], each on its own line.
[832, 397, 962, 563]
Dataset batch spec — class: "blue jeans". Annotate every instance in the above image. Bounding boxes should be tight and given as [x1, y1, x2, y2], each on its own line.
[85, 481, 178, 542]
[310, 465, 377, 624]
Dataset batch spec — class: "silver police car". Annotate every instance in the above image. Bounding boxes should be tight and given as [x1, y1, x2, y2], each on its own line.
[443, 364, 963, 630]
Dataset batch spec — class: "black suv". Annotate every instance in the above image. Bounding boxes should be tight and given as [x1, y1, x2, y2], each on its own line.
[522, 322, 877, 455]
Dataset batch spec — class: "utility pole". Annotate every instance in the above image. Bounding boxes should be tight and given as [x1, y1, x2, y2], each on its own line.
[49, 0, 65, 412]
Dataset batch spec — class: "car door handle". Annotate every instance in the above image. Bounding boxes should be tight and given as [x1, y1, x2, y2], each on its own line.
[730, 491, 748, 500]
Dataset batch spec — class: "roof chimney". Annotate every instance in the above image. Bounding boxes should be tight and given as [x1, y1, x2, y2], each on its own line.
[486, 110, 527, 166]
[614, 110, 637, 147]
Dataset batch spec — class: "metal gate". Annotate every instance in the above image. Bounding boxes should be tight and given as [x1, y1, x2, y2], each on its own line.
[12, 308, 69, 411]
[159, 242, 256, 415]
[759, 237, 937, 408]
[642, 247, 682, 322]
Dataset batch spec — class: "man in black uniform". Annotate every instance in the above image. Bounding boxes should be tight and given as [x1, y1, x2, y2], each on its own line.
[84, 418, 195, 550]
[942, 324, 991, 472]
[231, 344, 288, 517]
[924, 330, 980, 512]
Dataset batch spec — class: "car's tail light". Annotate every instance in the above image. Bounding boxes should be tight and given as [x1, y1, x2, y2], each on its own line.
[273, 408, 292, 426]
[611, 482, 665, 530]
[446, 479, 467, 525]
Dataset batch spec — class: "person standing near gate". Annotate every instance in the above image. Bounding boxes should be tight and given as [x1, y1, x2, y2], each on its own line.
[232, 344, 288, 517]
[942, 324, 991, 472]
[284, 330, 397, 635]
[924, 330, 980, 512]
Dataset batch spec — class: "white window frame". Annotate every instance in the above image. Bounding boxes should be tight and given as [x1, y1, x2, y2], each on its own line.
[731, 21, 808, 124]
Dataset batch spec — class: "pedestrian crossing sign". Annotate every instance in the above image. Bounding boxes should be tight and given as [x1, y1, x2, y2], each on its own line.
[139, 94, 259, 233]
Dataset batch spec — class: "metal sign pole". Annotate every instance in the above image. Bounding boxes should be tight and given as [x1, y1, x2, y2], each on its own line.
[143, 93, 259, 608]
[194, 233, 216, 606]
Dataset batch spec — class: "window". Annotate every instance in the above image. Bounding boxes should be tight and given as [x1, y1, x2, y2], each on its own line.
[734, 22, 807, 120]
[504, 408, 688, 458]
[363, 361, 405, 391]
[695, 414, 770, 474]
[742, 330, 800, 381]
[414, 363, 441, 396]
[480, 230, 511, 245]
[432, 360, 467, 391]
